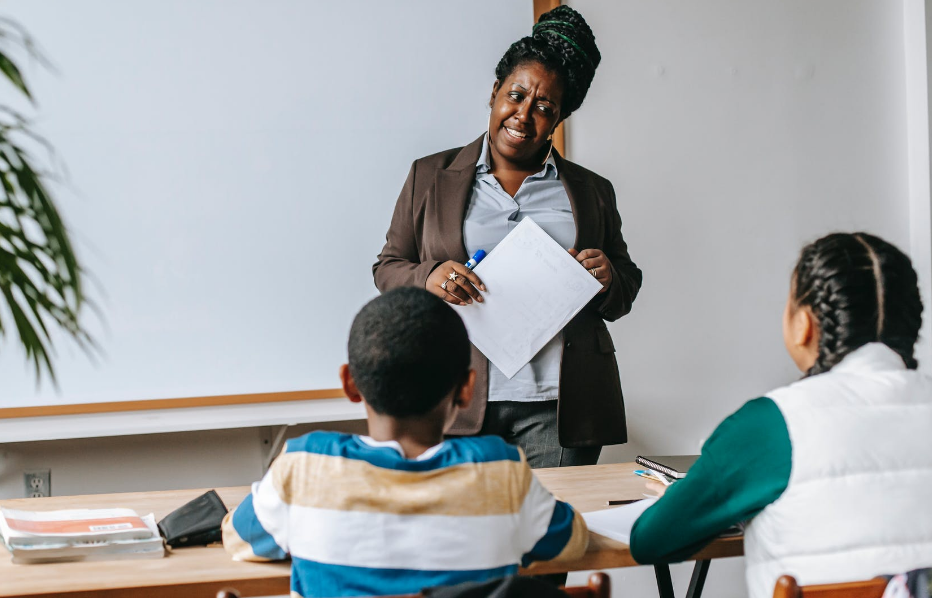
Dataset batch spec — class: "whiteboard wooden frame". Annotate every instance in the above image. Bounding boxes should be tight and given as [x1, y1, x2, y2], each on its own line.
[0, 388, 345, 420]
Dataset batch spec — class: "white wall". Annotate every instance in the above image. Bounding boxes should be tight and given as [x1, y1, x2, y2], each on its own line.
[0, 419, 368, 498]
[907, 0, 932, 371]
[1, 430, 266, 497]
[563, 1, 917, 596]
[570, 0, 913, 459]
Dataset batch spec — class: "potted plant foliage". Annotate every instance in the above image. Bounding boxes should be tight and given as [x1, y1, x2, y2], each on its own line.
[0, 18, 90, 383]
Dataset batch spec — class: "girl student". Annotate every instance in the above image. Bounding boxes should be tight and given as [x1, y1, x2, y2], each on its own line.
[629, 232, 932, 598]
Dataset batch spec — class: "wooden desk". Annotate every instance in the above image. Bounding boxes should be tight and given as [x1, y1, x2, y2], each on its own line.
[0, 463, 742, 598]
[529, 463, 743, 574]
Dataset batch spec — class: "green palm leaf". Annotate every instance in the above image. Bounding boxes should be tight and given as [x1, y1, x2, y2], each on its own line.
[0, 18, 91, 385]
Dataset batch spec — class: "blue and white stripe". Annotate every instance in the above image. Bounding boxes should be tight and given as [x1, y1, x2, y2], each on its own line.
[222, 432, 588, 597]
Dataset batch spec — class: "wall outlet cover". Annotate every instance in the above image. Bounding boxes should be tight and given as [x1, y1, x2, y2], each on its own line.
[24, 469, 51, 498]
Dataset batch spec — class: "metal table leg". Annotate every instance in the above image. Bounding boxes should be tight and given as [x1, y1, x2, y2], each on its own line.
[654, 564, 676, 598]
[685, 560, 711, 598]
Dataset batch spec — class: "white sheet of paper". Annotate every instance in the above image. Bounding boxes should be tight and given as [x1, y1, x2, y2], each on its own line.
[582, 498, 659, 545]
[454, 217, 604, 378]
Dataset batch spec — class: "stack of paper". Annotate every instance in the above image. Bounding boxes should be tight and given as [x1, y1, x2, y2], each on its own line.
[455, 218, 604, 378]
[582, 498, 658, 545]
[0, 507, 165, 564]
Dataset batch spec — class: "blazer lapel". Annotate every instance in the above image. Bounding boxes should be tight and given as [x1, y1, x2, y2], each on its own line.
[434, 135, 484, 263]
[555, 152, 599, 251]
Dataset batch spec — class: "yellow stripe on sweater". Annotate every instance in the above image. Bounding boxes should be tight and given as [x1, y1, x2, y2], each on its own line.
[549, 508, 590, 562]
[523, 509, 590, 571]
[271, 451, 533, 517]
[221, 511, 272, 562]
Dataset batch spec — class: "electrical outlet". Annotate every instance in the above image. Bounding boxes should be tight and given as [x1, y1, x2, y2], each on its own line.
[24, 469, 51, 498]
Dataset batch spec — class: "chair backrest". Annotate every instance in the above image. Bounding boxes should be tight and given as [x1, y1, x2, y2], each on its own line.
[564, 572, 611, 598]
[375, 573, 612, 598]
[212, 572, 613, 598]
[773, 575, 887, 598]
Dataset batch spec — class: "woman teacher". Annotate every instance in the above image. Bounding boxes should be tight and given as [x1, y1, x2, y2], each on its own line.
[373, 6, 641, 468]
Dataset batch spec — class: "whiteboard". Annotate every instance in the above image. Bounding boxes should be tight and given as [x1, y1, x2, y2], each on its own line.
[0, 0, 531, 408]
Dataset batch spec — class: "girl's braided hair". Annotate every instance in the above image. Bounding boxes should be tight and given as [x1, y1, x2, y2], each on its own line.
[793, 232, 923, 376]
[494, 5, 601, 120]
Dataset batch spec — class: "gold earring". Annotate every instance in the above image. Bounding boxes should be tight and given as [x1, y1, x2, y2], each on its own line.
[542, 134, 554, 164]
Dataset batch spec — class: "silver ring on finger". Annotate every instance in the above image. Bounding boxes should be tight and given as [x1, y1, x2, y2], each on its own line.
[448, 271, 459, 282]
[590, 268, 597, 277]
[441, 280, 448, 290]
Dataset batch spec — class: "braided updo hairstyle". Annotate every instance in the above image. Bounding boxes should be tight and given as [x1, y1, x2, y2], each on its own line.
[494, 6, 601, 120]
[792, 232, 923, 377]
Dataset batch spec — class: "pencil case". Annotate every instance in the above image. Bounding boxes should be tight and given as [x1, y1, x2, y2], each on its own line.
[157, 489, 228, 548]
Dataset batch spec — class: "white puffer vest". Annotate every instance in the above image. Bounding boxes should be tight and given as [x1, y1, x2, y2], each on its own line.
[744, 343, 932, 598]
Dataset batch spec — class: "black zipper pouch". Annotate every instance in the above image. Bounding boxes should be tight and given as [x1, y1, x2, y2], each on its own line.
[157, 489, 228, 548]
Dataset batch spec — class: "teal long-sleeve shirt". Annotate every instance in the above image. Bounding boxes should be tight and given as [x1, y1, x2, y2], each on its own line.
[629, 397, 793, 564]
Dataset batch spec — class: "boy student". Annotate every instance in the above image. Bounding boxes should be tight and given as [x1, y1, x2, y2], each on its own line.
[629, 233, 932, 598]
[222, 287, 588, 598]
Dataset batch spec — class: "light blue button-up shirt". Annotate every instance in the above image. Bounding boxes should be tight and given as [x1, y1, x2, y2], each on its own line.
[463, 134, 576, 402]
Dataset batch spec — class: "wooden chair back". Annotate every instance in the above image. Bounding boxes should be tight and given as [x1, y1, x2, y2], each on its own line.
[212, 572, 611, 598]
[773, 575, 887, 598]
[564, 571, 611, 598]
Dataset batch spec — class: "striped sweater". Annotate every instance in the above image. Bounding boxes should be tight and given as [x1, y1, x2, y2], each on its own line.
[222, 432, 588, 598]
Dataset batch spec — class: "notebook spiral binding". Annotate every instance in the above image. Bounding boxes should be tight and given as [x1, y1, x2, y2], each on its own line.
[635, 456, 684, 480]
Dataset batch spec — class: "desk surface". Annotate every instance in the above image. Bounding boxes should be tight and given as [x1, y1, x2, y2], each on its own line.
[0, 463, 742, 598]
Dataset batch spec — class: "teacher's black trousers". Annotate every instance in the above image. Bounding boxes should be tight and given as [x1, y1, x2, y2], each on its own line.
[479, 400, 601, 469]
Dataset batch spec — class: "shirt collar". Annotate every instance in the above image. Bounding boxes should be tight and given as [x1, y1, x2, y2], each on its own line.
[831, 342, 909, 375]
[476, 133, 558, 178]
[358, 435, 446, 461]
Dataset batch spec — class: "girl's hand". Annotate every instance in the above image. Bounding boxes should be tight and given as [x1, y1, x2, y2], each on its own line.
[569, 248, 612, 293]
[645, 480, 668, 497]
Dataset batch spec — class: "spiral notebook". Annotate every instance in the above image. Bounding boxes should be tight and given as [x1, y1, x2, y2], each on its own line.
[635, 455, 699, 480]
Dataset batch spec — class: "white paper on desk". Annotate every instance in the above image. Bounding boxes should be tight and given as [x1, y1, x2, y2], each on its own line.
[582, 498, 658, 545]
[454, 218, 604, 378]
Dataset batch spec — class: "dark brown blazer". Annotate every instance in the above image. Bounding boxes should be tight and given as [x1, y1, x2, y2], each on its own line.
[372, 135, 642, 447]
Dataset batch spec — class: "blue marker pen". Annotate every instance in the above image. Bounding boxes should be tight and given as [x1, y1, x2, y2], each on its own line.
[464, 249, 486, 270]
[634, 469, 669, 484]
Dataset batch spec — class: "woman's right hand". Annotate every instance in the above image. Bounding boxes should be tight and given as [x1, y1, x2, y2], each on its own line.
[426, 261, 486, 306]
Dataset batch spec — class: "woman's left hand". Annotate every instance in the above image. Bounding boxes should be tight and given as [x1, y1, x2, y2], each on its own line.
[569, 248, 612, 293]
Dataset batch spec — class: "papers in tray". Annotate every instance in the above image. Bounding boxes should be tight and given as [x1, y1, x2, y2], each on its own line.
[454, 218, 604, 378]
[0, 507, 165, 564]
[582, 498, 658, 545]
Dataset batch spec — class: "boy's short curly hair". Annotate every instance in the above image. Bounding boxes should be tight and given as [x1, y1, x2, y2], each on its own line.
[348, 287, 470, 417]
